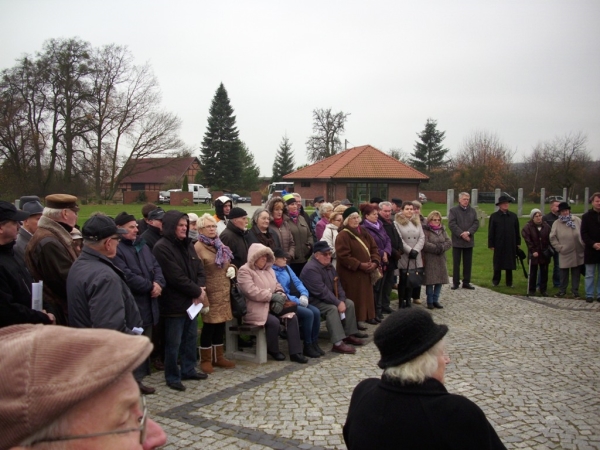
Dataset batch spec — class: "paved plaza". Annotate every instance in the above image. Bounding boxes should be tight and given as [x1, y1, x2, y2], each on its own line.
[146, 285, 600, 450]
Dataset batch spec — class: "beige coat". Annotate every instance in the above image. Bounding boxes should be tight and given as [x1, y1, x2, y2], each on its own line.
[550, 216, 584, 269]
[194, 241, 235, 324]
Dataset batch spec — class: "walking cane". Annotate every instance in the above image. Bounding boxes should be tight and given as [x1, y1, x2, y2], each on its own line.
[333, 276, 339, 299]
[527, 257, 532, 296]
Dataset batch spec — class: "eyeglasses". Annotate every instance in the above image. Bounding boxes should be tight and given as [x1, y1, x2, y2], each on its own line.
[430, 219, 441, 222]
[203, 225, 217, 229]
[30, 395, 147, 446]
[110, 236, 122, 242]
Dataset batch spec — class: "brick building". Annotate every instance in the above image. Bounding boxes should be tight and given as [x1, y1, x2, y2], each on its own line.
[118, 157, 201, 193]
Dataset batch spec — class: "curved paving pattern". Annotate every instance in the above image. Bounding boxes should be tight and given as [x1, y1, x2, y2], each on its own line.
[145, 286, 600, 449]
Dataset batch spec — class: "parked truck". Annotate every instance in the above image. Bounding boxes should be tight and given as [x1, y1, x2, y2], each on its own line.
[160, 183, 211, 204]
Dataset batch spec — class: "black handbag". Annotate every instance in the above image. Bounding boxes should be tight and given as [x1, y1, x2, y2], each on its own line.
[230, 279, 246, 320]
[401, 259, 424, 289]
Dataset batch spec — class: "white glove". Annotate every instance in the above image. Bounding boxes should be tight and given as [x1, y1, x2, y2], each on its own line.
[226, 267, 236, 279]
[299, 295, 309, 307]
[201, 306, 210, 315]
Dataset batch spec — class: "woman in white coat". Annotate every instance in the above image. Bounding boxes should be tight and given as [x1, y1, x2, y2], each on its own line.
[394, 202, 425, 308]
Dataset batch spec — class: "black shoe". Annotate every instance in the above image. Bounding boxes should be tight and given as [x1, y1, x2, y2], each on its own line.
[382, 306, 393, 314]
[586, 297, 594, 303]
[426, 304, 434, 310]
[540, 292, 548, 297]
[357, 324, 368, 331]
[450, 285, 459, 290]
[303, 343, 321, 358]
[353, 332, 368, 339]
[433, 302, 444, 309]
[312, 342, 326, 356]
[374, 317, 382, 324]
[182, 371, 208, 380]
[376, 314, 384, 321]
[268, 351, 286, 361]
[528, 291, 536, 297]
[167, 381, 186, 391]
[462, 284, 475, 290]
[554, 292, 565, 298]
[365, 319, 379, 325]
[290, 353, 308, 364]
[138, 382, 156, 395]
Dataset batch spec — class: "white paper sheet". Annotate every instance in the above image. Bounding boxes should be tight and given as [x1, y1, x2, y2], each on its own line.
[187, 302, 203, 320]
[32, 281, 43, 311]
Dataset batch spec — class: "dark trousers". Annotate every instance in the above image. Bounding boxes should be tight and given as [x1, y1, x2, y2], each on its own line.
[133, 326, 153, 382]
[164, 316, 198, 384]
[559, 266, 581, 296]
[374, 266, 394, 316]
[552, 253, 560, 287]
[493, 270, 513, 286]
[200, 321, 225, 347]
[151, 316, 165, 363]
[529, 263, 548, 293]
[452, 247, 473, 286]
[265, 313, 302, 355]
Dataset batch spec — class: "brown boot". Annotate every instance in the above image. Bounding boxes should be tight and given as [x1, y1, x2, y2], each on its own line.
[200, 347, 214, 374]
[213, 344, 235, 369]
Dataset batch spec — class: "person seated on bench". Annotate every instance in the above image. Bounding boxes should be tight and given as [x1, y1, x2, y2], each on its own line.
[237, 243, 308, 364]
[272, 247, 324, 359]
[300, 241, 366, 354]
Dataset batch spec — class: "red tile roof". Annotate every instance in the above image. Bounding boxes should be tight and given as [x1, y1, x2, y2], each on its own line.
[119, 157, 199, 184]
[283, 145, 428, 180]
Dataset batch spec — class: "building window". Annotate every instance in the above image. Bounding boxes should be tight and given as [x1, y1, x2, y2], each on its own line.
[346, 183, 388, 205]
[131, 183, 145, 191]
[301, 181, 311, 187]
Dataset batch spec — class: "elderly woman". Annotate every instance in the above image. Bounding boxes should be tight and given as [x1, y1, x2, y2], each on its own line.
[394, 202, 425, 308]
[246, 207, 281, 250]
[194, 214, 237, 374]
[360, 203, 391, 321]
[315, 202, 334, 240]
[284, 193, 313, 276]
[266, 196, 295, 261]
[344, 308, 506, 449]
[335, 206, 381, 325]
[521, 208, 552, 297]
[321, 211, 343, 268]
[237, 243, 308, 363]
[550, 202, 585, 298]
[422, 210, 452, 309]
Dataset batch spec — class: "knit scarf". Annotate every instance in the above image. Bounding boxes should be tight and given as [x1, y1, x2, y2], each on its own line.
[429, 223, 442, 232]
[288, 211, 299, 224]
[362, 219, 380, 231]
[197, 233, 234, 268]
[558, 213, 576, 229]
[273, 217, 284, 228]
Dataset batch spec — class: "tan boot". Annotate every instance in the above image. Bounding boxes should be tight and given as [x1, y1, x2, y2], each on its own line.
[213, 344, 235, 369]
[199, 347, 214, 374]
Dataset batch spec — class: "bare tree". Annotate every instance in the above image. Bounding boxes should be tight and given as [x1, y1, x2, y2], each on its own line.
[387, 148, 410, 163]
[306, 108, 349, 162]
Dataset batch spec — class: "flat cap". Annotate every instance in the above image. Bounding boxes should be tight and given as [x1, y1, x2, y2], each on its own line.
[45, 194, 79, 211]
[82, 215, 127, 241]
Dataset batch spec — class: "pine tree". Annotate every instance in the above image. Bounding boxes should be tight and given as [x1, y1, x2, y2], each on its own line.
[200, 83, 243, 190]
[272, 135, 295, 182]
[410, 118, 449, 173]
[182, 173, 189, 191]
[239, 142, 260, 193]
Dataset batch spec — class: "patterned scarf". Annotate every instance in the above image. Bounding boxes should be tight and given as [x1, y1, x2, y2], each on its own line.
[288, 210, 299, 224]
[197, 233, 234, 268]
[558, 213, 576, 229]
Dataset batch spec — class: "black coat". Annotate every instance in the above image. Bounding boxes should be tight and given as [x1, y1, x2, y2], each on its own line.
[488, 210, 521, 270]
[521, 220, 552, 265]
[140, 224, 161, 250]
[581, 208, 600, 264]
[0, 241, 51, 328]
[344, 377, 506, 450]
[113, 237, 166, 327]
[380, 217, 403, 262]
[220, 221, 249, 269]
[153, 211, 206, 317]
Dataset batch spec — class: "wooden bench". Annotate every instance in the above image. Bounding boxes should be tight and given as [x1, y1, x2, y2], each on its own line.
[225, 320, 267, 364]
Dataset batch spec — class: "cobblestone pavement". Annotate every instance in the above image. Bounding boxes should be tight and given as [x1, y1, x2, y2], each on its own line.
[145, 286, 600, 449]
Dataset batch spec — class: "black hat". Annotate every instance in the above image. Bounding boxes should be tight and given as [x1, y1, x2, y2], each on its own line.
[273, 248, 287, 259]
[313, 196, 324, 204]
[557, 201, 570, 212]
[391, 198, 403, 207]
[313, 241, 332, 254]
[374, 308, 448, 369]
[147, 208, 165, 221]
[370, 197, 383, 204]
[114, 212, 136, 226]
[228, 207, 247, 219]
[0, 201, 30, 222]
[495, 195, 512, 206]
[19, 195, 41, 208]
[342, 206, 359, 220]
[21, 201, 44, 216]
[82, 215, 127, 241]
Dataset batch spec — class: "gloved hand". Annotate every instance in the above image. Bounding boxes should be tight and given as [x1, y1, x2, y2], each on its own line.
[226, 267, 236, 279]
[408, 250, 418, 259]
[299, 295, 309, 307]
[201, 306, 210, 315]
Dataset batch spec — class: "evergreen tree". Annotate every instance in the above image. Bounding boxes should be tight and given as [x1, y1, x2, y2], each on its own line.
[410, 118, 449, 172]
[182, 174, 189, 191]
[239, 142, 260, 193]
[272, 135, 295, 182]
[200, 83, 243, 190]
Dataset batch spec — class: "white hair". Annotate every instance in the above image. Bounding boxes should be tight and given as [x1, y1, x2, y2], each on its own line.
[319, 202, 333, 215]
[198, 213, 217, 229]
[458, 192, 470, 199]
[384, 339, 445, 384]
[42, 207, 64, 221]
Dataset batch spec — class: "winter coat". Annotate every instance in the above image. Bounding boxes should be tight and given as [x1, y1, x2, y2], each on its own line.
[140, 223, 162, 250]
[0, 241, 52, 328]
[14, 227, 33, 261]
[488, 210, 520, 270]
[266, 196, 295, 258]
[542, 212, 559, 229]
[67, 246, 142, 334]
[220, 220, 249, 269]
[194, 240, 235, 324]
[422, 224, 452, 285]
[300, 256, 346, 306]
[362, 219, 392, 262]
[580, 208, 600, 264]
[550, 216, 584, 269]
[448, 205, 479, 248]
[335, 225, 380, 321]
[245, 225, 281, 251]
[315, 217, 329, 240]
[320, 223, 340, 268]
[286, 214, 313, 264]
[237, 243, 285, 326]
[273, 264, 309, 304]
[394, 214, 425, 269]
[25, 215, 78, 325]
[521, 220, 552, 265]
[380, 216, 403, 263]
[344, 377, 506, 450]
[153, 210, 206, 317]
[113, 237, 166, 327]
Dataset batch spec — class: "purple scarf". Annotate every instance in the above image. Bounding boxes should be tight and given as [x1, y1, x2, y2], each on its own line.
[288, 211, 299, 224]
[197, 234, 234, 268]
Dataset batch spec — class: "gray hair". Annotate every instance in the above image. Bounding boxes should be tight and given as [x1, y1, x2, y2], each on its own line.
[198, 213, 217, 229]
[384, 339, 445, 384]
[252, 207, 270, 224]
[42, 207, 64, 221]
[379, 201, 392, 209]
[319, 202, 333, 215]
[458, 192, 470, 200]
[412, 200, 422, 209]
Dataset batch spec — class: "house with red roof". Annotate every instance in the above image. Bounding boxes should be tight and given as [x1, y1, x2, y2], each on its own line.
[283, 145, 428, 205]
[118, 157, 201, 194]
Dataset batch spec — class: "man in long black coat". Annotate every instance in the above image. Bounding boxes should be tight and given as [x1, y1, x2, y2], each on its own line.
[488, 196, 521, 287]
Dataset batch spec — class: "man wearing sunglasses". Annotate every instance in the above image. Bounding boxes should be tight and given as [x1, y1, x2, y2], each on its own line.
[0, 324, 167, 449]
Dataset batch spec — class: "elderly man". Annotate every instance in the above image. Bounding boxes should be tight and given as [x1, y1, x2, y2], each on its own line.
[25, 194, 80, 326]
[140, 207, 164, 250]
[448, 192, 479, 290]
[0, 324, 167, 449]
[543, 199, 561, 288]
[488, 195, 520, 287]
[220, 207, 249, 268]
[581, 192, 600, 303]
[113, 212, 166, 394]
[378, 201, 403, 314]
[300, 241, 365, 354]
[0, 201, 55, 328]
[14, 198, 44, 260]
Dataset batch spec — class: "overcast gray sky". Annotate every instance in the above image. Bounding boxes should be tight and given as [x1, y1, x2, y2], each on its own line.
[2, 0, 599, 177]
